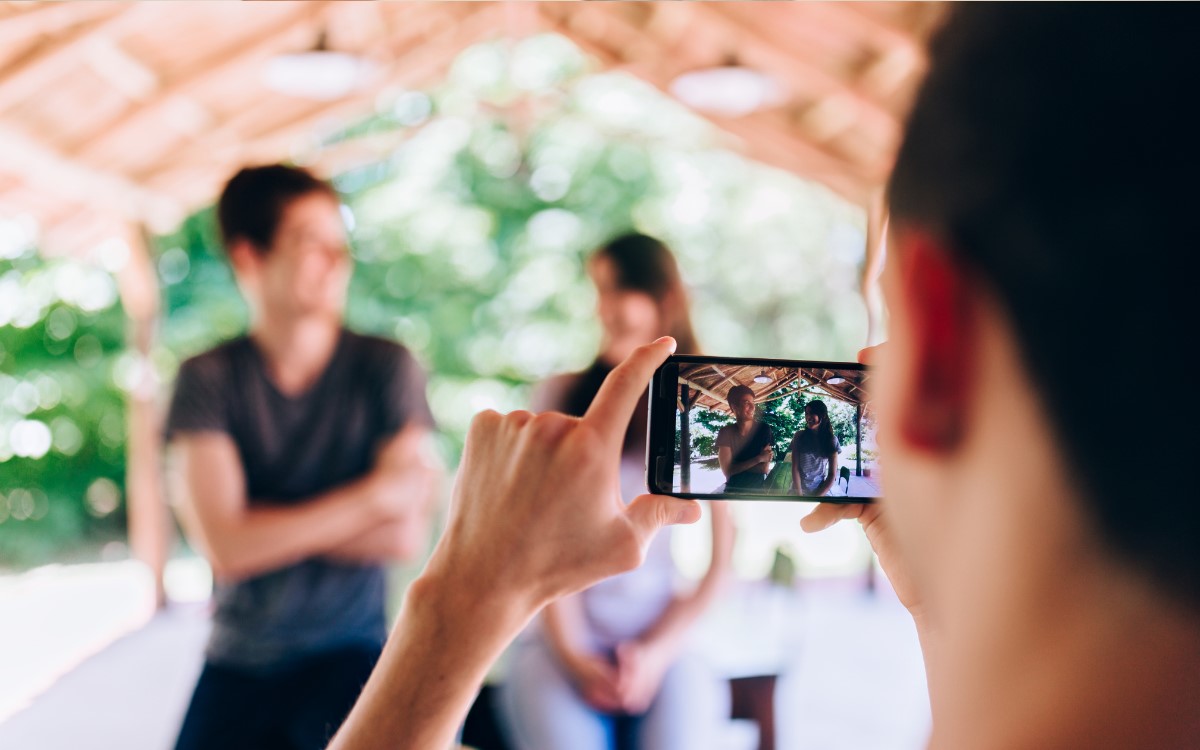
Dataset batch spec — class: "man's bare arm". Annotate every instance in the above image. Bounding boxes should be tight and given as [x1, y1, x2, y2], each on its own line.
[323, 425, 443, 563]
[719, 445, 773, 479]
[170, 433, 410, 580]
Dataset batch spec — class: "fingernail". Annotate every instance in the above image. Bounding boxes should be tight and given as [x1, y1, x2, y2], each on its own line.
[655, 336, 677, 353]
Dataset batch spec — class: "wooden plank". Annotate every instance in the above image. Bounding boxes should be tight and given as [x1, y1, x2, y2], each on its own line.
[542, 8, 874, 205]
[0, 2, 117, 50]
[70, 1, 333, 166]
[0, 4, 145, 114]
[0, 121, 180, 230]
[696, 3, 901, 143]
[138, 3, 505, 203]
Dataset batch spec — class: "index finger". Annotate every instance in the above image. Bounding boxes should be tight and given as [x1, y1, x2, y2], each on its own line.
[857, 343, 885, 365]
[584, 337, 676, 444]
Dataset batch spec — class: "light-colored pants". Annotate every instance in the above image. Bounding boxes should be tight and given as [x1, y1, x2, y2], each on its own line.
[498, 641, 731, 750]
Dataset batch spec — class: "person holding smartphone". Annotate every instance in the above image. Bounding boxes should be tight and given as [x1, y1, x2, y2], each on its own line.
[499, 233, 733, 750]
[790, 400, 839, 497]
[327, 6, 1200, 750]
[166, 165, 440, 750]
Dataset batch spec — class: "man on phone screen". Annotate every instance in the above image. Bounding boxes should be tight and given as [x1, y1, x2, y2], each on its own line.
[716, 385, 775, 493]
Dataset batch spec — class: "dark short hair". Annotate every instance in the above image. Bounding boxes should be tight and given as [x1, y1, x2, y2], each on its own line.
[216, 164, 338, 253]
[890, 6, 1198, 602]
[727, 385, 755, 405]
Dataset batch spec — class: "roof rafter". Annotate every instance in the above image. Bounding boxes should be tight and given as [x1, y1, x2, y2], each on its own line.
[69, 1, 334, 167]
[0, 120, 179, 230]
[542, 7, 874, 204]
[139, 3, 510, 210]
[696, 3, 900, 146]
[0, 4, 145, 114]
[0, 1, 116, 50]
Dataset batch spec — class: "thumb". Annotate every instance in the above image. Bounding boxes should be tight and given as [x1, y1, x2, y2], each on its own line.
[625, 494, 703, 547]
[800, 502, 864, 533]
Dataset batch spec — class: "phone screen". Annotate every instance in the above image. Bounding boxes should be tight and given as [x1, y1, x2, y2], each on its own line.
[647, 355, 878, 502]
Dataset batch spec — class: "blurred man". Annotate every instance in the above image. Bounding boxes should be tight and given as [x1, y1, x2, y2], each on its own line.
[329, 6, 1200, 750]
[167, 165, 440, 750]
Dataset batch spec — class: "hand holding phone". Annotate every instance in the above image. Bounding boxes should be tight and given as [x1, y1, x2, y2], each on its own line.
[646, 355, 878, 502]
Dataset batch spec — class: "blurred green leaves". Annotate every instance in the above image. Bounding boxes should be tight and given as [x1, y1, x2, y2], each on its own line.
[0, 245, 128, 568]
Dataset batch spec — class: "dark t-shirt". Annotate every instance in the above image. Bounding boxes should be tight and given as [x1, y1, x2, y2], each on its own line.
[539, 359, 647, 455]
[165, 329, 434, 670]
[715, 420, 775, 488]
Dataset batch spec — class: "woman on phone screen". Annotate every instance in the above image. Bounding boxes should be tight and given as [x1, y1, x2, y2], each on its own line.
[791, 399, 840, 497]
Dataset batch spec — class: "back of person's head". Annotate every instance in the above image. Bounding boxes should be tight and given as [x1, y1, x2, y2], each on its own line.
[217, 164, 338, 254]
[728, 384, 754, 406]
[889, 5, 1199, 604]
[593, 233, 699, 354]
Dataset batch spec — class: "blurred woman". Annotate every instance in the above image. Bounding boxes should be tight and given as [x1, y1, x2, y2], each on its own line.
[499, 233, 733, 750]
[790, 399, 839, 496]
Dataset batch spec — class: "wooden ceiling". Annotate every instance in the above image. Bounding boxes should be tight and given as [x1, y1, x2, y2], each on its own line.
[0, 1, 945, 258]
[678, 361, 869, 413]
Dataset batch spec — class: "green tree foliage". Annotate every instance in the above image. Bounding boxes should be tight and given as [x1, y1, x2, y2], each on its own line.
[0, 245, 129, 568]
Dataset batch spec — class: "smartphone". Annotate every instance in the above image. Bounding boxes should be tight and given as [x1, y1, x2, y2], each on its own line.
[646, 355, 877, 502]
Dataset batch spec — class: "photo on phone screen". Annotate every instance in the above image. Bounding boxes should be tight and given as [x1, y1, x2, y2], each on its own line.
[647, 356, 878, 502]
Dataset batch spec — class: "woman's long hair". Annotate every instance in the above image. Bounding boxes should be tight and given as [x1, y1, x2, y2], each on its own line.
[561, 233, 700, 454]
[803, 400, 838, 457]
[591, 233, 699, 355]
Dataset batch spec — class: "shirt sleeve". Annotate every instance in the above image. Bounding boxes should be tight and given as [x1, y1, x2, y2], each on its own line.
[379, 346, 436, 435]
[164, 356, 230, 440]
[715, 425, 732, 449]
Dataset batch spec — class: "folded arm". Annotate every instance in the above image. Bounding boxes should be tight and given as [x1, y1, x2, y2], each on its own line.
[170, 423, 438, 580]
[719, 445, 771, 479]
[323, 425, 443, 563]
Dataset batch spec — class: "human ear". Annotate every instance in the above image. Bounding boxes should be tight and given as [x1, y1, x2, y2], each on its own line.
[890, 229, 976, 452]
[227, 239, 260, 278]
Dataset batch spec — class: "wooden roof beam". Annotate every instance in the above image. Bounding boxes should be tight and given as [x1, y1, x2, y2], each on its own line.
[708, 113, 873, 205]
[70, 1, 334, 166]
[0, 1, 117, 50]
[810, 3, 927, 61]
[843, 2, 946, 47]
[0, 4, 146, 114]
[140, 3, 509, 211]
[0, 121, 180, 232]
[696, 3, 901, 142]
[128, 3, 482, 185]
[544, 12, 872, 205]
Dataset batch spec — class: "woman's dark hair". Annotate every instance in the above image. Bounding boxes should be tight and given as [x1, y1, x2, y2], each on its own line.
[802, 400, 837, 457]
[216, 164, 338, 253]
[590, 232, 699, 354]
[559, 233, 699, 454]
[889, 6, 1198, 603]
